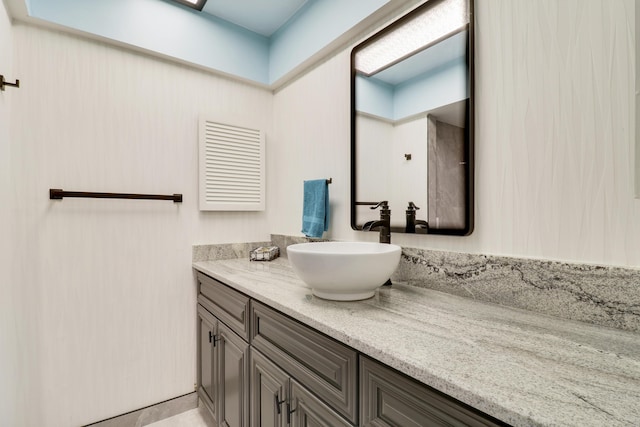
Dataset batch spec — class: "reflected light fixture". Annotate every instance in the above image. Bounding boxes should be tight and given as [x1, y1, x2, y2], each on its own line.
[355, 0, 469, 76]
[172, 0, 207, 11]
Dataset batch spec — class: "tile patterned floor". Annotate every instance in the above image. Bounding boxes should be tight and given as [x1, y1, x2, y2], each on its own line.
[146, 407, 213, 427]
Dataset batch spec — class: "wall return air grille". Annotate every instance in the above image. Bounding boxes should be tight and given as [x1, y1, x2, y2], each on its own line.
[199, 118, 265, 211]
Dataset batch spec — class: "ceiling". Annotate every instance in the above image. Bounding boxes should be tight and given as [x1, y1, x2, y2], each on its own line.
[202, 0, 309, 37]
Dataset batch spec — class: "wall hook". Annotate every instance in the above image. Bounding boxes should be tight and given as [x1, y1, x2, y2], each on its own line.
[0, 75, 20, 91]
[404, 153, 412, 160]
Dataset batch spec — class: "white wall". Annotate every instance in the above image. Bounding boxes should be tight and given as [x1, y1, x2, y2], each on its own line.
[271, 52, 356, 241]
[0, 2, 20, 426]
[272, 0, 640, 268]
[8, 24, 273, 426]
[474, 0, 637, 265]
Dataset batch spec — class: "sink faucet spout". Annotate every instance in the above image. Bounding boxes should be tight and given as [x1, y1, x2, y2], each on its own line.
[363, 201, 391, 244]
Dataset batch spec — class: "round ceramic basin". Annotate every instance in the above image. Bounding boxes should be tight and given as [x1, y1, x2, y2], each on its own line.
[287, 241, 402, 301]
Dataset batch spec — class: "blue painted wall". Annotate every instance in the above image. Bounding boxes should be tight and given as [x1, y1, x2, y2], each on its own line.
[355, 75, 394, 119]
[356, 58, 468, 121]
[27, 0, 390, 86]
[394, 58, 468, 119]
[268, 0, 388, 83]
[29, 0, 271, 83]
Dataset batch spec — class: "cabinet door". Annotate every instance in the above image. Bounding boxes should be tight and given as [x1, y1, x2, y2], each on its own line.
[219, 322, 250, 427]
[289, 379, 352, 427]
[250, 348, 289, 427]
[197, 304, 219, 423]
[251, 301, 357, 423]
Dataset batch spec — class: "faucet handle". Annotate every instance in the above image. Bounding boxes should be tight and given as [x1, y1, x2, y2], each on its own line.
[370, 200, 389, 210]
[407, 201, 420, 211]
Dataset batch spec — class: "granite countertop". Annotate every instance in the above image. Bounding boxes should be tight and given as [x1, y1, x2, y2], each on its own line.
[193, 258, 640, 427]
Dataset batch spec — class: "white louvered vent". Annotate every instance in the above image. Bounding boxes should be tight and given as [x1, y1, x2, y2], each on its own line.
[199, 118, 265, 211]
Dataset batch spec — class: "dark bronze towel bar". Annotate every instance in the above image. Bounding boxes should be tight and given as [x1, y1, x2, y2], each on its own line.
[50, 189, 182, 203]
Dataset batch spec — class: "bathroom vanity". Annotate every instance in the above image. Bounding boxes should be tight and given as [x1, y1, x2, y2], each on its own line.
[193, 257, 640, 426]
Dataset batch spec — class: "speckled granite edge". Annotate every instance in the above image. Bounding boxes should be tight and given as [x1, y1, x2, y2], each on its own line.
[395, 248, 640, 333]
[193, 236, 331, 263]
[192, 241, 272, 262]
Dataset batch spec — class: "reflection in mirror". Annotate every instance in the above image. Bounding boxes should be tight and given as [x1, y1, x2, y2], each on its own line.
[351, 0, 474, 236]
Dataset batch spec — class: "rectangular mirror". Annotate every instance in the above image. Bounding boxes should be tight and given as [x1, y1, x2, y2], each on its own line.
[351, 0, 474, 235]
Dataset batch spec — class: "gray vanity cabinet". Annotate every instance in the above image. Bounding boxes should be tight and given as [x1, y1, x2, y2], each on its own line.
[360, 357, 504, 427]
[197, 272, 251, 427]
[198, 304, 219, 422]
[250, 348, 352, 427]
[197, 304, 250, 427]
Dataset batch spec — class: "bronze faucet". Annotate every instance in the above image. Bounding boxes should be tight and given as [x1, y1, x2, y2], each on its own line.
[362, 201, 391, 244]
[405, 202, 428, 233]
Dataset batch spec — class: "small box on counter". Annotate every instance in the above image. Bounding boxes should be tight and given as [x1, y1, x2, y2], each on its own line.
[250, 246, 280, 261]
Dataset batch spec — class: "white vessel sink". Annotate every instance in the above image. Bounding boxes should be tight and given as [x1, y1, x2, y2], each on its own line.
[287, 242, 402, 301]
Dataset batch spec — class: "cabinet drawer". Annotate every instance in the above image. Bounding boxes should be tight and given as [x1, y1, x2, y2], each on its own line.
[197, 272, 250, 341]
[360, 356, 506, 427]
[251, 301, 358, 424]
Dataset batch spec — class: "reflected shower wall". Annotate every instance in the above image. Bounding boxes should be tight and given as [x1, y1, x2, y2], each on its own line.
[428, 115, 466, 230]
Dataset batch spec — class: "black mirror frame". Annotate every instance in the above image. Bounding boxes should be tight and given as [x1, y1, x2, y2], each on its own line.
[350, 0, 475, 236]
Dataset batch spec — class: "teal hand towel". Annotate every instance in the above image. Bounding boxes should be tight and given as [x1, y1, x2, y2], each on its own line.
[302, 179, 329, 238]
